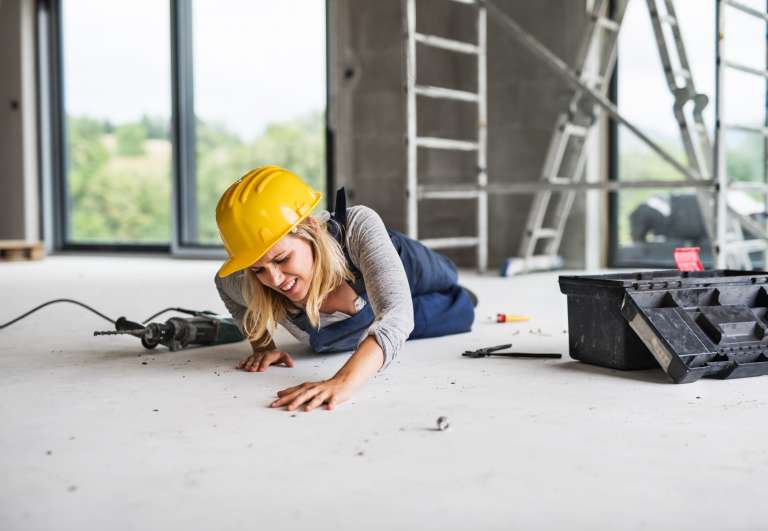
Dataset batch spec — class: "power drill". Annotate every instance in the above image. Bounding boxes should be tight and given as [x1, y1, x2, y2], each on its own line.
[94, 309, 245, 351]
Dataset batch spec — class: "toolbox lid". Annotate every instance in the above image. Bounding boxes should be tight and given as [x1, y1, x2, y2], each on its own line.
[618, 271, 768, 382]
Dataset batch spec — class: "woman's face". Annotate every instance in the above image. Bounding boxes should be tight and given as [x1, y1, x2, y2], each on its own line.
[248, 234, 314, 303]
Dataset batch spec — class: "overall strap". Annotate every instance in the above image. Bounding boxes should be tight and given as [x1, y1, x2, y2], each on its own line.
[328, 187, 366, 295]
[332, 187, 348, 229]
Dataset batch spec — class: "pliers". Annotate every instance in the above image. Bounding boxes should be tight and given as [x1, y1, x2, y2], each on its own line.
[462, 344, 562, 359]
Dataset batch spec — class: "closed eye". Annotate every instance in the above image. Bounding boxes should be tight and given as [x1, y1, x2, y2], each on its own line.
[249, 254, 291, 275]
[274, 254, 289, 264]
[249, 253, 288, 274]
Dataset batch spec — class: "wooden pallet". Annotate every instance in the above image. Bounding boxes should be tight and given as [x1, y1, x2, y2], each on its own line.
[0, 240, 45, 261]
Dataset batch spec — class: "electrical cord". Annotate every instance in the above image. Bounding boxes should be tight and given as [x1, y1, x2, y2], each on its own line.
[139, 307, 201, 324]
[0, 299, 204, 330]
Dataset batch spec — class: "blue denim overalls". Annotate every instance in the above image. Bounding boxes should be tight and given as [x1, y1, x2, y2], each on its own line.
[287, 190, 475, 353]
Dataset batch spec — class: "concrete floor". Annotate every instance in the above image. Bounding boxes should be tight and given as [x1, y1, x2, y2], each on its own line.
[1, 256, 766, 531]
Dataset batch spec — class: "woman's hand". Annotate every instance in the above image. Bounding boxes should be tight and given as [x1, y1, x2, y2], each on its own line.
[270, 376, 357, 412]
[237, 350, 294, 372]
[270, 336, 384, 413]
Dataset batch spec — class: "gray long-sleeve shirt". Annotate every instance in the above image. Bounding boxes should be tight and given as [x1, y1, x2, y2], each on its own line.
[214, 206, 414, 370]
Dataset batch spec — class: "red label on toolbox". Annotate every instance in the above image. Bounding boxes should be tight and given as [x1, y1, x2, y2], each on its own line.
[674, 247, 703, 272]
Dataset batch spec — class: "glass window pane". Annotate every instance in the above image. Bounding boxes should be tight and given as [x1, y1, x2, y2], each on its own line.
[614, 0, 767, 268]
[62, 0, 172, 244]
[190, 0, 326, 245]
[613, 1, 766, 267]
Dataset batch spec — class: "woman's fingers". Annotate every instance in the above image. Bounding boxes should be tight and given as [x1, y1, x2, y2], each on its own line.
[304, 391, 329, 412]
[256, 352, 278, 372]
[271, 383, 319, 410]
[276, 383, 302, 397]
[243, 354, 261, 371]
[270, 381, 347, 411]
[272, 383, 310, 406]
[237, 351, 294, 372]
[287, 387, 321, 411]
[259, 351, 291, 371]
[271, 390, 302, 408]
[271, 382, 343, 412]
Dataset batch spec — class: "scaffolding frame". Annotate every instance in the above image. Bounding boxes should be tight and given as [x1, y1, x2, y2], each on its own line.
[403, 0, 488, 272]
[404, 0, 768, 272]
[714, 0, 768, 268]
[495, 0, 768, 271]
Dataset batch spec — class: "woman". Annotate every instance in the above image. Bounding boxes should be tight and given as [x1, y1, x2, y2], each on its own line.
[215, 166, 475, 412]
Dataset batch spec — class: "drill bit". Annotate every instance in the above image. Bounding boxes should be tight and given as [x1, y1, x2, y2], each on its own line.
[93, 329, 145, 336]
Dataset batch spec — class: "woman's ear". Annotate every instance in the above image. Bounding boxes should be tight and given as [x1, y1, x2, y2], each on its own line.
[306, 216, 322, 231]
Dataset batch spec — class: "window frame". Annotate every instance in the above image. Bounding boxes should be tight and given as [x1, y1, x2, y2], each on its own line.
[38, 0, 332, 255]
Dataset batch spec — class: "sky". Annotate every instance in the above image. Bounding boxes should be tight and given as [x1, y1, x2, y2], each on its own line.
[618, 0, 766, 146]
[62, 0, 764, 144]
[62, 0, 326, 141]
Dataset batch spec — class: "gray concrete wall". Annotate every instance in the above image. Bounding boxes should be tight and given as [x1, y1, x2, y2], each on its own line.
[0, 0, 39, 241]
[330, 0, 590, 269]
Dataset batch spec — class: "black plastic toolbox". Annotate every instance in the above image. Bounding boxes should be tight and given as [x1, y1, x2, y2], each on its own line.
[559, 270, 768, 383]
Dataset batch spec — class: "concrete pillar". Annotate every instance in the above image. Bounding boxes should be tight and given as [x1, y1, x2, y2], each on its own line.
[0, 0, 40, 241]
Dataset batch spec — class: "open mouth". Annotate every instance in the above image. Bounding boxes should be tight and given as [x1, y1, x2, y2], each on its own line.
[280, 278, 297, 293]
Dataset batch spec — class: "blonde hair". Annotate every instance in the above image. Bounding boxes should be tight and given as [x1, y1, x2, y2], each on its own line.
[241, 216, 353, 348]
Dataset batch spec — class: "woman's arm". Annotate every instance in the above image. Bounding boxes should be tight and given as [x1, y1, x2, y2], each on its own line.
[333, 335, 384, 388]
[345, 206, 414, 369]
[270, 335, 383, 411]
[271, 206, 413, 411]
[251, 337, 276, 352]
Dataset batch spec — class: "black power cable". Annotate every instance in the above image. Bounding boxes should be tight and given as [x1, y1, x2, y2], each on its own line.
[139, 307, 202, 324]
[0, 299, 205, 330]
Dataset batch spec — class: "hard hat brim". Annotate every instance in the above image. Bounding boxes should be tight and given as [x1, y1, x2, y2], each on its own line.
[216, 191, 322, 278]
[217, 256, 251, 278]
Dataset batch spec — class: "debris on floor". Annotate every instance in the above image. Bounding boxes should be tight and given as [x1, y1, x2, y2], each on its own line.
[436, 416, 450, 431]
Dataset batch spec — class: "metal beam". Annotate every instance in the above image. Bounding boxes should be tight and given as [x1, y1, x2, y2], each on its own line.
[419, 179, 716, 195]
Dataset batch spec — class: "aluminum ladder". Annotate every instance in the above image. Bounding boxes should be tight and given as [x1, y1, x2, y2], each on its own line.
[507, 0, 757, 274]
[505, 0, 630, 275]
[648, 0, 752, 269]
[403, 0, 488, 272]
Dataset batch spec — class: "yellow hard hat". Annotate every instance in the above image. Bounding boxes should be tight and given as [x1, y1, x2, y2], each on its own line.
[216, 166, 322, 278]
